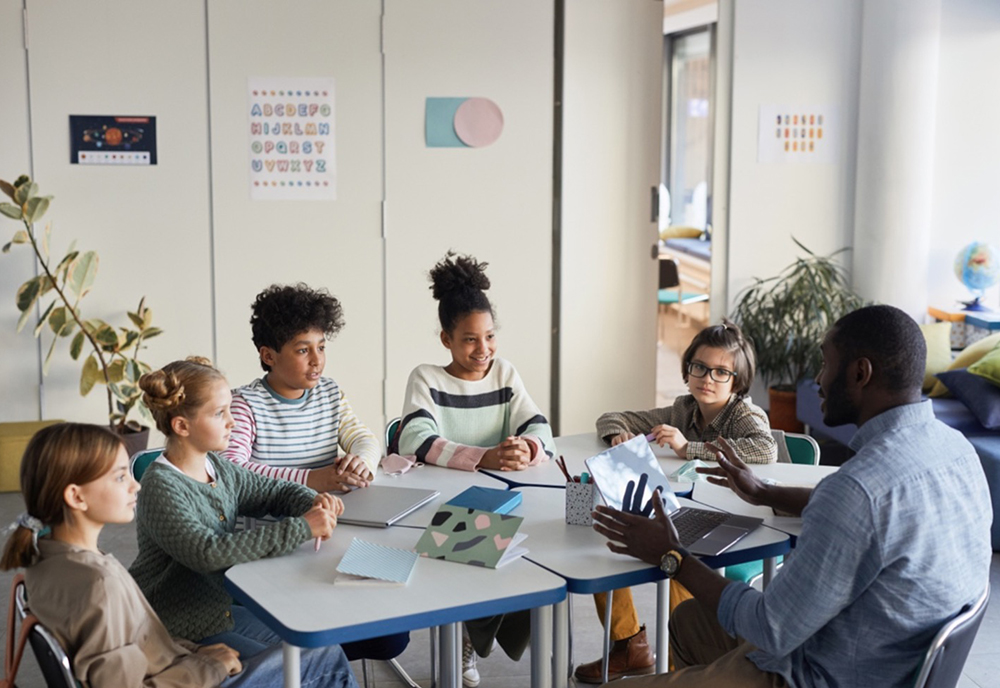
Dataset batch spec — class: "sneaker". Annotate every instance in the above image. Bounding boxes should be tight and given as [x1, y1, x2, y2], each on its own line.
[462, 632, 481, 687]
[573, 626, 655, 684]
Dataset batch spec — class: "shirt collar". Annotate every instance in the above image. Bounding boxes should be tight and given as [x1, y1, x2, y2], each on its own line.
[848, 400, 934, 452]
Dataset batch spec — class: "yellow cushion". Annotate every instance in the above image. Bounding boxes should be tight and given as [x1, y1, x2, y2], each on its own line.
[928, 331, 1000, 397]
[919, 322, 952, 393]
[969, 342, 1000, 387]
[660, 225, 704, 241]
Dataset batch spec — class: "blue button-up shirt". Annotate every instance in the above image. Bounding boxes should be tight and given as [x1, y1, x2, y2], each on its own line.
[717, 401, 992, 688]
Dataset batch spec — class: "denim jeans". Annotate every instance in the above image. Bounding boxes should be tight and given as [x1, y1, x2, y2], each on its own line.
[201, 606, 358, 688]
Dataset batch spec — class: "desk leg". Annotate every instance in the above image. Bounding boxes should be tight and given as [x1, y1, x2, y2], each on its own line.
[763, 557, 777, 589]
[656, 580, 669, 674]
[602, 590, 613, 684]
[531, 605, 553, 688]
[553, 598, 569, 688]
[283, 642, 301, 688]
[439, 622, 460, 688]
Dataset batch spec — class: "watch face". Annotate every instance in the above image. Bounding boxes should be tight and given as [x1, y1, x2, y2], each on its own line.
[661, 552, 680, 576]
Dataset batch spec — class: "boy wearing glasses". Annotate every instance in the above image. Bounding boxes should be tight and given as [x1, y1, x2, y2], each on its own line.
[575, 320, 776, 684]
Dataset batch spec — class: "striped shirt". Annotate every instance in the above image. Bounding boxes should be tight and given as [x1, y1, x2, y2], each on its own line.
[397, 358, 555, 471]
[221, 376, 381, 484]
[595, 394, 777, 464]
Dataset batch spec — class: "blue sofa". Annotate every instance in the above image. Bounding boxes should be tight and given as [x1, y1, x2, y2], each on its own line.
[796, 380, 1000, 550]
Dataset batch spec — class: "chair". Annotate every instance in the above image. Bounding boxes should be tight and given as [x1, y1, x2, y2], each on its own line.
[912, 585, 990, 688]
[386, 417, 401, 455]
[14, 579, 79, 688]
[129, 447, 164, 480]
[657, 258, 708, 338]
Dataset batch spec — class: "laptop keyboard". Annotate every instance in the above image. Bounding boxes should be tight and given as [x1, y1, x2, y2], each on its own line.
[671, 508, 731, 546]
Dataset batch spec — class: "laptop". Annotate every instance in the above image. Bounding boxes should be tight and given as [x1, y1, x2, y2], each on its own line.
[336, 485, 440, 528]
[585, 435, 763, 556]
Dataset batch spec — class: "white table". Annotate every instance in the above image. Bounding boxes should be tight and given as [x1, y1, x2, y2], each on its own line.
[225, 524, 566, 688]
[378, 462, 510, 527]
[510, 486, 791, 681]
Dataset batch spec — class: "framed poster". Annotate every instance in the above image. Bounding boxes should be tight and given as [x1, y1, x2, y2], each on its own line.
[70, 115, 157, 165]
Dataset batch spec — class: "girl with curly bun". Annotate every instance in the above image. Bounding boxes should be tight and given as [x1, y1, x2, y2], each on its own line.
[128, 357, 358, 686]
[395, 252, 555, 686]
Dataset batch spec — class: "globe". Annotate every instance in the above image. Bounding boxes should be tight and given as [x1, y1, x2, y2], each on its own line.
[954, 242, 1000, 311]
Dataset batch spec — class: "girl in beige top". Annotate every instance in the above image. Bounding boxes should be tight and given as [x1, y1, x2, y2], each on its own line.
[0, 422, 357, 688]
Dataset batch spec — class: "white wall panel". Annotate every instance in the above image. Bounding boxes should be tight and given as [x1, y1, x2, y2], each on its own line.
[383, 0, 554, 424]
[22, 0, 214, 426]
[208, 2, 385, 430]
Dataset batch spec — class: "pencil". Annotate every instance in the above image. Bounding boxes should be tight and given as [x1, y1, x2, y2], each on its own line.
[556, 455, 573, 483]
[314, 537, 322, 552]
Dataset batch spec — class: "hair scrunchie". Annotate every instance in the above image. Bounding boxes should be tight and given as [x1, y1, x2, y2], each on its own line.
[10, 513, 48, 554]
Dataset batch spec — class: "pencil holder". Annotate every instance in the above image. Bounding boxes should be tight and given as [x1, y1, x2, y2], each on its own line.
[565, 481, 597, 526]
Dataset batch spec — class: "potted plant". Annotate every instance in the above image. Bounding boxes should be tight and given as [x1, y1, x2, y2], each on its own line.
[731, 238, 865, 432]
[1, 175, 162, 455]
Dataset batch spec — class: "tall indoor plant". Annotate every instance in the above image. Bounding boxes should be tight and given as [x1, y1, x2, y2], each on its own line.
[1, 175, 161, 454]
[731, 238, 865, 431]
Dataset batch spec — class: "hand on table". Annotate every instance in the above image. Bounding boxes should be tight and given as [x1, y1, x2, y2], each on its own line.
[592, 489, 680, 567]
[198, 643, 242, 676]
[303, 503, 338, 540]
[335, 453, 373, 484]
[481, 436, 533, 471]
[696, 437, 767, 506]
[312, 492, 345, 517]
[649, 424, 688, 457]
[610, 432, 636, 446]
[306, 463, 367, 493]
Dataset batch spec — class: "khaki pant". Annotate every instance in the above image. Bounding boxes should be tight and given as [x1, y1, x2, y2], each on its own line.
[593, 583, 694, 642]
[609, 599, 788, 687]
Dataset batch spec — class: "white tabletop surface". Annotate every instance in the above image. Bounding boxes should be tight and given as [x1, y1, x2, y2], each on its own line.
[375, 463, 511, 527]
[225, 523, 566, 648]
[482, 433, 693, 495]
[689, 462, 838, 539]
[510, 486, 790, 593]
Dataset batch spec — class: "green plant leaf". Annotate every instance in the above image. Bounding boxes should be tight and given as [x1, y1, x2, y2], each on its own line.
[80, 354, 101, 396]
[67, 251, 99, 298]
[142, 326, 163, 340]
[120, 330, 139, 352]
[142, 306, 153, 329]
[69, 330, 85, 360]
[47, 306, 68, 336]
[41, 222, 51, 260]
[0, 180, 15, 201]
[0, 203, 22, 220]
[127, 310, 145, 329]
[33, 301, 56, 337]
[107, 358, 127, 383]
[95, 325, 118, 348]
[24, 196, 50, 223]
[54, 250, 80, 280]
[14, 182, 37, 205]
[42, 334, 59, 375]
[125, 359, 142, 383]
[15, 276, 43, 327]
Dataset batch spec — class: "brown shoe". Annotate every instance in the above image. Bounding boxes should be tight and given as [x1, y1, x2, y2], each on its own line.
[573, 626, 656, 683]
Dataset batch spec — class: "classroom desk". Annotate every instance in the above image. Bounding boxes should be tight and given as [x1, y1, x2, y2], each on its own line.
[225, 524, 566, 688]
[482, 432, 693, 496]
[379, 462, 511, 527]
[510, 486, 791, 679]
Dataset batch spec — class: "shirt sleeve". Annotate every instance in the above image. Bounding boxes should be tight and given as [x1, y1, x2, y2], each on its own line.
[686, 401, 778, 464]
[595, 406, 675, 443]
[220, 393, 309, 485]
[396, 369, 486, 471]
[717, 475, 881, 657]
[336, 390, 381, 475]
[71, 576, 228, 688]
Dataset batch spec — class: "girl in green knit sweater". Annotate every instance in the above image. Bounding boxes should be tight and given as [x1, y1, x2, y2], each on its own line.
[129, 357, 357, 686]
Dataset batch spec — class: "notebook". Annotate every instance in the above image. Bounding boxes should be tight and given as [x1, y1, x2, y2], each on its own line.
[585, 435, 763, 557]
[415, 504, 527, 568]
[335, 537, 418, 585]
[447, 486, 522, 514]
[336, 485, 440, 528]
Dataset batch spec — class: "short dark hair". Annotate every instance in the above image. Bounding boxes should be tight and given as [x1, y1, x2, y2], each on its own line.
[830, 305, 925, 391]
[250, 284, 345, 372]
[429, 251, 495, 334]
[681, 319, 756, 398]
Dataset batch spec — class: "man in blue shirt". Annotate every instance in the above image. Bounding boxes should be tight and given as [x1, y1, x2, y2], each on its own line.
[594, 305, 992, 688]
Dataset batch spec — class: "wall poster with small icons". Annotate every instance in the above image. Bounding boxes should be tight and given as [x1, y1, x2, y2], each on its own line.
[69, 115, 157, 166]
[757, 105, 838, 164]
[248, 77, 336, 201]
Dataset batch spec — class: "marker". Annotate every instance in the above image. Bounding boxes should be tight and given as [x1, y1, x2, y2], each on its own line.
[314, 537, 322, 552]
[580, 472, 589, 484]
[645, 432, 656, 442]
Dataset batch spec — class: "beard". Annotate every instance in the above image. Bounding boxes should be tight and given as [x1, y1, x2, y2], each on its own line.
[821, 364, 858, 427]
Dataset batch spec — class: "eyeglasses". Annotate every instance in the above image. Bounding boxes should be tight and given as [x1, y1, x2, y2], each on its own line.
[687, 362, 736, 383]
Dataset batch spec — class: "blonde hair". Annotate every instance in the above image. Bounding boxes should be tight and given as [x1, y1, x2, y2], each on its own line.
[139, 357, 227, 436]
[0, 423, 122, 570]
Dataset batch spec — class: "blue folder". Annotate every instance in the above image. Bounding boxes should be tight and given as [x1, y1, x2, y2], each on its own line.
[447, 486, 522, 514]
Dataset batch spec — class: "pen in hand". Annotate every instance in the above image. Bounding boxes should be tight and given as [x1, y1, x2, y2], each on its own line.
[314, 537, 322, 552]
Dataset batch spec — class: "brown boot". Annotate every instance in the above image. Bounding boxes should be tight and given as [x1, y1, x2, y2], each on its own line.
[573, 626, 656, 683]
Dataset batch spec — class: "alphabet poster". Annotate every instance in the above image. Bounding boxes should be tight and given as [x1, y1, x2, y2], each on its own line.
[757, 105, 838, 164]
[248, 77, 336, 200]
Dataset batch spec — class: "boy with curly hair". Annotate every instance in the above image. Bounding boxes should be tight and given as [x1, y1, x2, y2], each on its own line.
[222, 283, 380, 493]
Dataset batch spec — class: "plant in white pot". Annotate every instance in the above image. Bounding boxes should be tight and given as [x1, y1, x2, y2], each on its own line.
[730, 238, 865, 432]
[1, 175, 162, 455]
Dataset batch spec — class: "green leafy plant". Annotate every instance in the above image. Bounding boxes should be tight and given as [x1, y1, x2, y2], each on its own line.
[731, 238, 866, 391]
[1, 174, 161, 431]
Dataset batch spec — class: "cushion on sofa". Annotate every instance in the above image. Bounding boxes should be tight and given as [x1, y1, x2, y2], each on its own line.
[968, 341, 1000, 387]
[919, 322, 952, 392]
[928, 332, 1000, 397]
[934, 369, 1000, 430]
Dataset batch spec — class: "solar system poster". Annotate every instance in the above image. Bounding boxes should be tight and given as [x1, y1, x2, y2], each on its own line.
[69, 115, 157, 165]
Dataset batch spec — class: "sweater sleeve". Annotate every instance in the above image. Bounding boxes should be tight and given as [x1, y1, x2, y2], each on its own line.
[221, 456, 318, 519]
[71, 575, 228, 688]
[220, 393, 309, 485]
[137, 468, 313, 574]
[595, 406, 675, 443]
[336, 389, 381, 475]
[685, 401, 778, 464]
[397, 368, 486, 471]
[507, 365, 554, 464]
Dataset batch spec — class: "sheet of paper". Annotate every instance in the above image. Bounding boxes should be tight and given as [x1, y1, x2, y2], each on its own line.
[335, 537, 418, 584]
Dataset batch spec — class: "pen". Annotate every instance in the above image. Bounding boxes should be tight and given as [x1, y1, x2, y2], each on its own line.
[556, 455, 573, 483]
[314, 537, 322, 552]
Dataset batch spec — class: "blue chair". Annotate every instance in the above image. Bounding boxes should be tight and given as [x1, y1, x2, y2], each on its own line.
[912, 585, 990, 688]
[130, 447, 164, 480]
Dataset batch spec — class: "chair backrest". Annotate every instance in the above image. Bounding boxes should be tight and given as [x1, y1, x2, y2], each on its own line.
[14, 581, 79, 688]
[658, 258, 680, 290]
[784, 433, 820, 466]
[912, 584, 990, 688]
[386, 417, 401, 455]
[130, 447, 164, 480]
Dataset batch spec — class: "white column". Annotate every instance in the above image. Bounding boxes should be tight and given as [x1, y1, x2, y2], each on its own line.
[852, 0, 942, 317]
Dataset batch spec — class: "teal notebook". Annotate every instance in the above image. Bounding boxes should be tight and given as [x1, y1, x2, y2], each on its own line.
[447, 486, 522, 514]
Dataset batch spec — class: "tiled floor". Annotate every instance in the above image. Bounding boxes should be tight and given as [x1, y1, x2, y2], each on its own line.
[0, 495, 997, 687]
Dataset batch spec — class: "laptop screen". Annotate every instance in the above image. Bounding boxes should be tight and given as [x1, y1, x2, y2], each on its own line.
[584, 435, 682, 515]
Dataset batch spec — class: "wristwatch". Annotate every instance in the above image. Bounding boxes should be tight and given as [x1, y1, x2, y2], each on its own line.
[659, 548, 688, 578]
